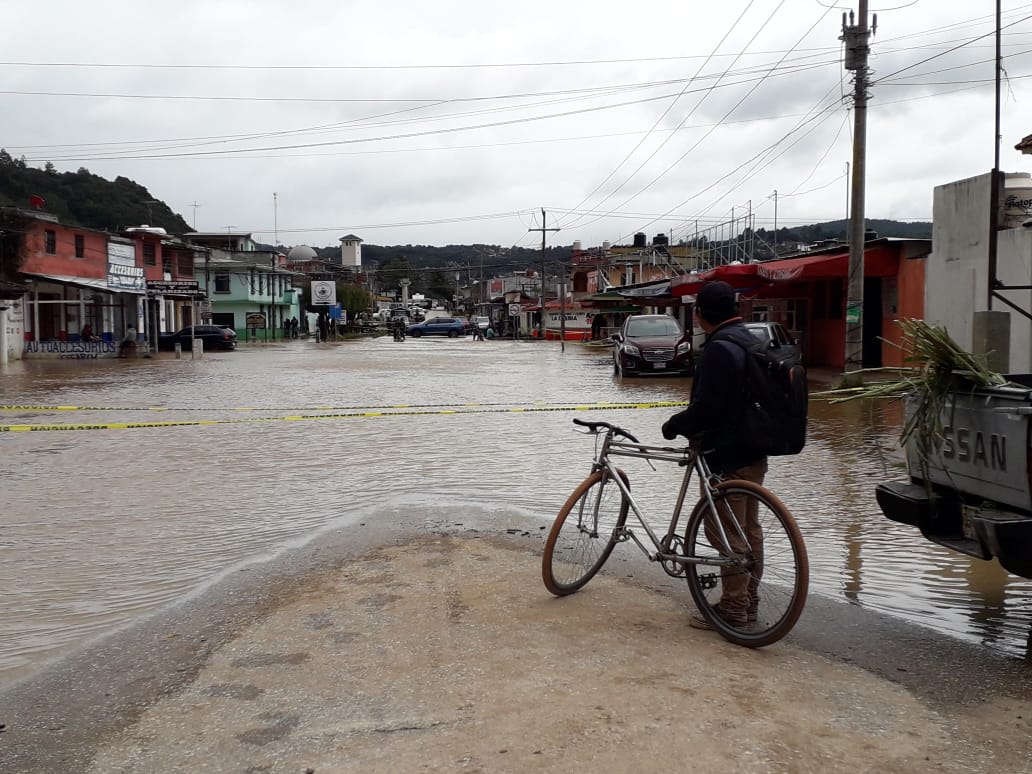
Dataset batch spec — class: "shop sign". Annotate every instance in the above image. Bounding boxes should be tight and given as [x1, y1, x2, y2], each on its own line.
[107, 241, 145, 292]
[147, 280, 200, 294]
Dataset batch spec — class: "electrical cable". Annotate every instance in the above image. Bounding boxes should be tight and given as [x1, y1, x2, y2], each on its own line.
[553, 0, 758, 233]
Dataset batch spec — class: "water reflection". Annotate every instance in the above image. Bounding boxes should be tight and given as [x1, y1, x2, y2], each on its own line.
[2, 337, 1031, 686]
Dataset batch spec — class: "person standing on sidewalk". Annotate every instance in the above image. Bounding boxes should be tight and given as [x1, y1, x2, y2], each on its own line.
[661, 280, 766, 630]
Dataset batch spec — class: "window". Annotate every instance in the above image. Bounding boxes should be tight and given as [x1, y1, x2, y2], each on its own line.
[177, 253, 194, 277]
[813, 281, 828, 319]
[143, 243, 156, 265]
[214, 273, 230, 293]
[44, 229, 56, 254]
[828, 279, 843, 319]
[74, 234, 85, 258]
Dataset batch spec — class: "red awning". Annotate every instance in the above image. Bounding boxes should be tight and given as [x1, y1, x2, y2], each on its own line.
[669, 246, 900, 295]
[670, 263, 761, 297]
[755, 246, 898, 282]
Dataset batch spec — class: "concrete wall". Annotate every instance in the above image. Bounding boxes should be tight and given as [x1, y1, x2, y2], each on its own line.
[996, 227, 1032, 370]
[2, 298, 25, 362]
[928, 173, 989, 353]
[929, 171, 1032, 373]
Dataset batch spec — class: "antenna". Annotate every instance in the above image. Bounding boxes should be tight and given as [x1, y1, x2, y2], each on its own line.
[190, 201, 203, 229]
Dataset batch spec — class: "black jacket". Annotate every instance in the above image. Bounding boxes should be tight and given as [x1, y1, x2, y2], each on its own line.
[662, 318, 765, 474]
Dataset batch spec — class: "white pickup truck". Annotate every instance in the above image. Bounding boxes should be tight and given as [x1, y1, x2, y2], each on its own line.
[875, 376, 1032, 578]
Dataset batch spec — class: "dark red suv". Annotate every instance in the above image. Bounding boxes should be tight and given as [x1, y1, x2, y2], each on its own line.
[611, 314, 692, 376]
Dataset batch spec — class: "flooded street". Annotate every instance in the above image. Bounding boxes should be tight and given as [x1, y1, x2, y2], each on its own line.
[2, 335, 1032, 686]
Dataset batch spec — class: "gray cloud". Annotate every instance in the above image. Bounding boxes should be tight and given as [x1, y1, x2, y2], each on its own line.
[4, 1, 1030, 248]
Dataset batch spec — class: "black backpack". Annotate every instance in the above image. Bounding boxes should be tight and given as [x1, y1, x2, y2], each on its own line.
[730, 340, 808, 456]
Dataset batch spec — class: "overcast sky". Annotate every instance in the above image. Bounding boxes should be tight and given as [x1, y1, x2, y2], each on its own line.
[4, 1, 1032, 250]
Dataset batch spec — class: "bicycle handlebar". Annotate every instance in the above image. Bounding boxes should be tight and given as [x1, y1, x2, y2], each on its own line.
[572, 417, 640, 444]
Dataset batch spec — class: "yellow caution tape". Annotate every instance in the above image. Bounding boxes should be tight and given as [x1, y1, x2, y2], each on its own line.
[0, 400, 691, 413]
[0, 401, 691, 432]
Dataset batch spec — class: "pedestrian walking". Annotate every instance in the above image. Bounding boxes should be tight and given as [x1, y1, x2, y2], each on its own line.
[118, 325, 138, 358]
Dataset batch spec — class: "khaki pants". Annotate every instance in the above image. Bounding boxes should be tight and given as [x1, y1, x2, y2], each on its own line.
[703, 459, 768, 623]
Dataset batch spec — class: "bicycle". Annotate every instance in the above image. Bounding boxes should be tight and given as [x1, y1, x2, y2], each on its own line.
[542, 418, 809, 647]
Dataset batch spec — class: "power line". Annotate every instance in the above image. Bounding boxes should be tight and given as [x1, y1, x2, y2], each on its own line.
[553, 0, 759, 233]
[19, 63, 838, 163]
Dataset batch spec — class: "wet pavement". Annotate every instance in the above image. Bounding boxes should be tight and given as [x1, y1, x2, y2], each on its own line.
[1, 333, 1032, 691]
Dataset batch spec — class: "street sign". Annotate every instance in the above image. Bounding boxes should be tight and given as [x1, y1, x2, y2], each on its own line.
[311, 281, 336, 305]
[509, 303, 521, 317]
[246, 312, 267, 329]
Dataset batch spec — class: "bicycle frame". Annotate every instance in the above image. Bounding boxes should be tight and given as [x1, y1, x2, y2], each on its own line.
[587, 430, 748, 572]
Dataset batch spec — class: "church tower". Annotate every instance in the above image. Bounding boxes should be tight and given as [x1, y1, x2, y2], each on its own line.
[339, 234, 363, 268]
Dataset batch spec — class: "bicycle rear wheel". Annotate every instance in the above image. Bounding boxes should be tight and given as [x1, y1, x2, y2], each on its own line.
[542, 469, 629, 595]
[683, 479, 808, 647]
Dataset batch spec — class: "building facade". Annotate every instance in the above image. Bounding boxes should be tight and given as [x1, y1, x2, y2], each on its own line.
[927, 170, 1032, 373]
[7, 209, 149, 359]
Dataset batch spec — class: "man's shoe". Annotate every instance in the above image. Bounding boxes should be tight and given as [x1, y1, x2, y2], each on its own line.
[690, 603, 748, 630]
[689, 609, 714, 630]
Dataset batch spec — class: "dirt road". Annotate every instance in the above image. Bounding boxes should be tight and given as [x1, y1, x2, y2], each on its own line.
[2, 516, 1030, 773]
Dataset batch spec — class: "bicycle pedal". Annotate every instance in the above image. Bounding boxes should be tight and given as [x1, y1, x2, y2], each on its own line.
[697, 572, 719, 591]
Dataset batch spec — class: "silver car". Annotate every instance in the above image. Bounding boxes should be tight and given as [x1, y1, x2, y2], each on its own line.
[743, 322, 802, 366]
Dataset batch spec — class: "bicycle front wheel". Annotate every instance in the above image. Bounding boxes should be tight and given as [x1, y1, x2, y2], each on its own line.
[542, 469, 629, 595]
[684, 479, 808, 647]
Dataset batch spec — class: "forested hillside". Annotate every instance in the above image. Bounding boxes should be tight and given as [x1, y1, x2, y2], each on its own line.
[0, 151, 191, 234]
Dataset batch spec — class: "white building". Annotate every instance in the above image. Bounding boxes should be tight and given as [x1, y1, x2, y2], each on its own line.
[339, 234, 362, 268]
[928, 169, 1032, 372]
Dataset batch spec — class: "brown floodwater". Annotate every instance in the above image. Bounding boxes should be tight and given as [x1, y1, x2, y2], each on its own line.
[1, 335, 1031, 685]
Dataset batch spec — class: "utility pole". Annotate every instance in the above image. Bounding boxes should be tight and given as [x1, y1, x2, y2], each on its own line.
[273, 192, 279, 247]
[771, 190, 778, 258]
[841, 1, 875, 386]
[190, 201, 202, 229]
[987, 0, 1002, 309]
[529, 208, 559, 339]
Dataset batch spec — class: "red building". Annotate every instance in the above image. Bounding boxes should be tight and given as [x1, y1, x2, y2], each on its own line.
[669, 238, 929, 369]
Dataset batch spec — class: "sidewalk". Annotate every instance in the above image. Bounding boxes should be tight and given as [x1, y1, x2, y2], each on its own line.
[2, 519, 1030, 773]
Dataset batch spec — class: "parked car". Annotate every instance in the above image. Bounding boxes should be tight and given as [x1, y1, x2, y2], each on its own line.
[743, 322, 802, 366]
[611, 314, 693, 376]
[406, 317, 466, 337]
[158, 325, 237, 351]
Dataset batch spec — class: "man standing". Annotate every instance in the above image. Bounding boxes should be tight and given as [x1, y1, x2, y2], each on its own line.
[661, 281, 766, 631]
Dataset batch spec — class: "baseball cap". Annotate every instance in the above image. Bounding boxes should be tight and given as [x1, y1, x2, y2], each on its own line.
[694, 281, 737, 324]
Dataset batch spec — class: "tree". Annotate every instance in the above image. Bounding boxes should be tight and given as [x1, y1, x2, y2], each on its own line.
[44, 162, 57, 175]
[336, 283, 371, 323]
[425, 269, 454, 302]
[377, 256, 415, 297]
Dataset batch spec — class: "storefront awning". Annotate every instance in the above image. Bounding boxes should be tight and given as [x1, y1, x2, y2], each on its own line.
[669, 247, 901, 296]
[23, 272, 146, 295]
[755, 247, 898, 282]
[670, 263, 761, 296]
[582, 291, 625, 302]
[618, 279, 671, 298]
